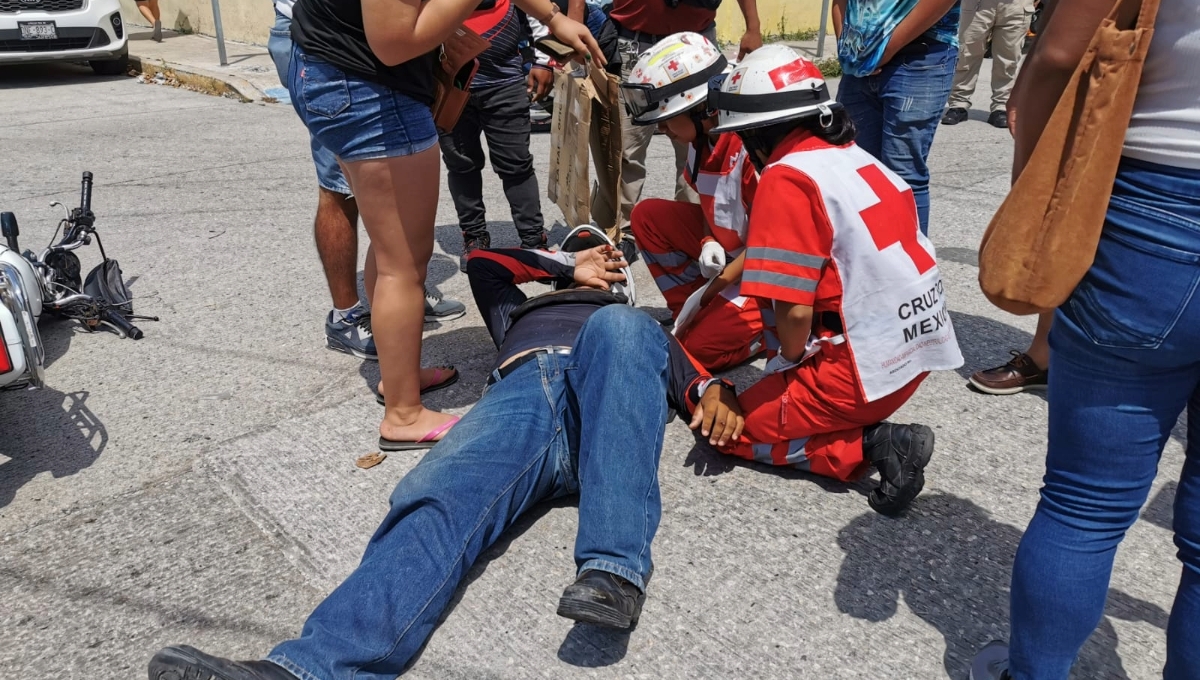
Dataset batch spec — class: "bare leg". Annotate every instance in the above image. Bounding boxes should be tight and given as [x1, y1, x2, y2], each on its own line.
[342, 147, 455, 441]
[314, 188, 360, 310]
[135, 0, 158, 25]
[1026, 311, 1053, 370]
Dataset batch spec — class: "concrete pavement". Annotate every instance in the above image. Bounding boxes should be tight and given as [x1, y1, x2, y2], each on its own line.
[0, 58, 1184, 680]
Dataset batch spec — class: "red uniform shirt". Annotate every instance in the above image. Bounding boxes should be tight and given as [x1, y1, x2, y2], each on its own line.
[741, 130, 846, 318]
[607, 0, 716, 34]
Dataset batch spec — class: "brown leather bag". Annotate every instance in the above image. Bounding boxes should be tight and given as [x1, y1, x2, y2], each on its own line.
[977, 0, 1161, 315]
[431, 26, 491, 134]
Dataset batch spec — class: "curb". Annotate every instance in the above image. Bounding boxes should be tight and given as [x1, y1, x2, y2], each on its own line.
[126, 53, 265, 103]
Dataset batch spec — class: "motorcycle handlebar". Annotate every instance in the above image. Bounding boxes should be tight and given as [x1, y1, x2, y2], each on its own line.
[80, 171, 93, 215]
[101, 307, 143, 340]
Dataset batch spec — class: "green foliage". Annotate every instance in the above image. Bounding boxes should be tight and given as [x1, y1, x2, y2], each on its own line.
[816, 58, 842, 79]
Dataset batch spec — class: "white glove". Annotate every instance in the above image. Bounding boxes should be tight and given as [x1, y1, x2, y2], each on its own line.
[698, 240, 726, 279]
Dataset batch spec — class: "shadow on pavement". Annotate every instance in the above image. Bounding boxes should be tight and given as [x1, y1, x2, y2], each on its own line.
[357, 325, 497, 412]
[0, 62, 123, 87]
[0, 388, 106, 509]
[0, 319, 108, 509]
[835, 492, 1166, 679]
[557, 621, 632, 668]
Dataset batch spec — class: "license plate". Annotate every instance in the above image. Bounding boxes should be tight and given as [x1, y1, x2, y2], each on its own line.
[19, 21, 57, 40]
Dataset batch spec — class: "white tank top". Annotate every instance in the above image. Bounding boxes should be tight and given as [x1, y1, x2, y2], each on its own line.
[1123, 0, 1200, 169]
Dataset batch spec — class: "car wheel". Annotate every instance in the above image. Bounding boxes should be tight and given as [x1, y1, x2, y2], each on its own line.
[91, 55, 128, 76]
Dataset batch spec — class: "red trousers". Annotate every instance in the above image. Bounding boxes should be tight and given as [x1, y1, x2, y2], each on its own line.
[721, 342, 928, 482]
[630, 199, 764, 372]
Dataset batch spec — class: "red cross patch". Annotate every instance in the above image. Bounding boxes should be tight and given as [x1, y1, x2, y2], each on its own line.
[856, 165, 934, 274]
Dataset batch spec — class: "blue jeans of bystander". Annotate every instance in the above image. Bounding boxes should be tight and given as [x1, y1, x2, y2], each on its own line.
[837, 41, 956, 235]
[1008, 158, 1200, 679]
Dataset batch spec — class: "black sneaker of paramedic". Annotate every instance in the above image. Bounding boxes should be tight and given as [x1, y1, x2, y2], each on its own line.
[556, 225, 637, 306]
[557, 570, 646, 629]
[148, 645, 295, 680]
[863, 423, 935, 516]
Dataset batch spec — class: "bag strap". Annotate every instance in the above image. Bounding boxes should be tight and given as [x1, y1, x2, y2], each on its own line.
[1112, 0, 1160, 32]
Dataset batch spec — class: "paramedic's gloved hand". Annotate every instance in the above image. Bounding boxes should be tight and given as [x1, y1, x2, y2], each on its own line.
[698, 239, 726, 279]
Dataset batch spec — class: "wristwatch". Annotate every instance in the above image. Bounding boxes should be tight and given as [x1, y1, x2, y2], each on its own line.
[698, 377, 736, 396]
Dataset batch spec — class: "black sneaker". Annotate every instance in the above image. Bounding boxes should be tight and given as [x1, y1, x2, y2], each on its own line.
[148, 645, 296, 680]
[520, 231, 548, 250]
[988, 110, 1009, 129]
[460, 232, 491, 273]
[556, 569, 645, 629]
[863, 423, 935, 516]
[941, 107, 968, 125]
[617, 235, 640, 266]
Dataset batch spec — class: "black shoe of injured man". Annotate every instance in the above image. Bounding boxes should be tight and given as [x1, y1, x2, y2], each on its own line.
[556, 570, 645, 629]
[148, 645, 297, 680]
[863, 423, 935, 517]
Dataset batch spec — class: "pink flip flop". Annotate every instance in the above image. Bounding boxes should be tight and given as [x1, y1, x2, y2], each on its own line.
[376, 366, 459, 405]
[378, 416, 460, 452]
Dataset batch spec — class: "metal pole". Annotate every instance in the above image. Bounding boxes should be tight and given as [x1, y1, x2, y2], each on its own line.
[210, 0, 228, 66]
[816, 0, 831, 59]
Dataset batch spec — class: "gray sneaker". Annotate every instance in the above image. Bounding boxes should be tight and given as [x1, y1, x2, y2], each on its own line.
[325, 305, 377, 360]
[970, 641, 1012, 680]
[425, 287, 466, 322]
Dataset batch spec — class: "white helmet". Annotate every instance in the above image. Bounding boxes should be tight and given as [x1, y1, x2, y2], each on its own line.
[710, 44, 838, 134]
[621, 32, 727, 126]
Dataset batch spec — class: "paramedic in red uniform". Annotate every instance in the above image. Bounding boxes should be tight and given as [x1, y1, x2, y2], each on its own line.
[622, 32, 765, 372]
[709, 45, 965, 516]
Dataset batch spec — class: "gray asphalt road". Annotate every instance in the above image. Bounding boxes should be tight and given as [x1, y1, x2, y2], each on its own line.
[0, 63, 1183, 680]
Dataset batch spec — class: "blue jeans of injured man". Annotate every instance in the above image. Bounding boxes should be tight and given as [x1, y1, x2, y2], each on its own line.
[268, 305, 670, 680]
[1007, 158, 1200, 680]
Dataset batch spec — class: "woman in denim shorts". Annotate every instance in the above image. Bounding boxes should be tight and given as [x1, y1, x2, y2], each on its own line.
[286, 0, 603, 447]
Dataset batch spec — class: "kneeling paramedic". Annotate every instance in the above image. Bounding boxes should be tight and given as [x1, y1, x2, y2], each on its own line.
[147, 230, 744, 680]
[709, 45, 964, 516]
[622, 32, 766, 373]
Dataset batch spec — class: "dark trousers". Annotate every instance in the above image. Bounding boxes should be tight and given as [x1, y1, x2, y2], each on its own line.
[439, 79, 545, 247]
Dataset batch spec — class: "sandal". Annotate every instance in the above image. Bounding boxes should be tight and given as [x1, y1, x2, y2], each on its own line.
[378, 416, 460, 451]
[375, 366, 459, 405]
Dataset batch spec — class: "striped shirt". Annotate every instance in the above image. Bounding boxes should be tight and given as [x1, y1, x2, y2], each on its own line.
[465, 1, 529, 91]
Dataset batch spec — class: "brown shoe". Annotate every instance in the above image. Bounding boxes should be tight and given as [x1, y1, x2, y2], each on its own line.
[969, 351, 1048, 395]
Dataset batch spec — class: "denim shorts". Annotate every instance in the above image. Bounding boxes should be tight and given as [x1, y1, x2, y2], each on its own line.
[286, 43, 438, 163]
[267, 11, 351, 195]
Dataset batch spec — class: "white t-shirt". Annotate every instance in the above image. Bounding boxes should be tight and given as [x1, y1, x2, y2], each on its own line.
[274, 0, 295, 20]
[1123, 0, 1200, 169]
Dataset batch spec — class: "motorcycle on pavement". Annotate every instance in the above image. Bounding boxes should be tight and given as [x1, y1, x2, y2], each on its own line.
[0, 172, 155, 391]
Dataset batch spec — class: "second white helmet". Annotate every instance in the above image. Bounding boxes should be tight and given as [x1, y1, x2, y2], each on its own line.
[709, 44, 838, 134]
[621, 32, 728, 126]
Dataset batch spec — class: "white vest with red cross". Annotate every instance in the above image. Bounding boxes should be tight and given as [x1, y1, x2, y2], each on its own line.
[772, 145, 964, 402]
[684, 133, 755, 255]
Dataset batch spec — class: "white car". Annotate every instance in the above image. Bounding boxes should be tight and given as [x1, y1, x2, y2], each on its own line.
[0, 0, 128, 75]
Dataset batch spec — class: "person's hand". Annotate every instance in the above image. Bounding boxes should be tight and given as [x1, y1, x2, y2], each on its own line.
[689, 382, 744, 447]
[547, 12, 606, 66]
[572, 244, 627, 290]
[737, 28, 763, 60]
[698, 240, 726, 279]
[527, 67, 553, 102]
